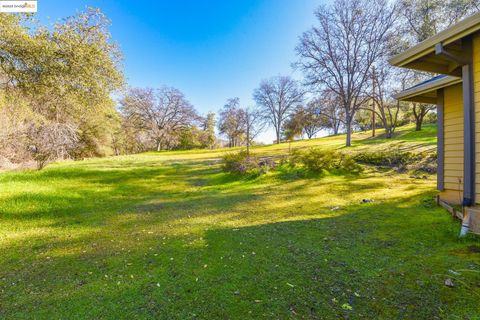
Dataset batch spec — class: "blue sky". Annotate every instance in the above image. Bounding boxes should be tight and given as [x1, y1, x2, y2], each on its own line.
[37, 0, 323, 142]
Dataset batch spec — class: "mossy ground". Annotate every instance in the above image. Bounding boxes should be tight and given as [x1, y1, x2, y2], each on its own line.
[0, 124, 479, 319]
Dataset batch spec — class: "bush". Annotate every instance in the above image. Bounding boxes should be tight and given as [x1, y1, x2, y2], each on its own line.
[222, 150, 277, 175]
[288, 148, 362, 174]
[338, 154, 363, 173]
[258, 157, 276, 175]
[223, 148, 364, 176]
[407, 152, 437, 174]
[222, 150, 257, 175]
[291, 148, 335, 172]
[352, 150, 437, 173]
[353, 150, 414, 167]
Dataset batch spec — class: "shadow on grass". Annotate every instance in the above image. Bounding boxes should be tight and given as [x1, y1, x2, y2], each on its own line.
[0, 156, 292, 227]
[1, 191, 479, 319]
[0, 159, 392, 227]
[274, 165, 364, 182]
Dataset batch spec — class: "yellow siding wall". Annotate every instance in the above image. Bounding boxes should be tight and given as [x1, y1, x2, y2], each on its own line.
[441, 83, 464, 204]
[474, 33, 480, 204]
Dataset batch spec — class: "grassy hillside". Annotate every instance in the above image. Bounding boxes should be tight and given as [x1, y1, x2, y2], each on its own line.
[1, 124, 479, 319]
[151, 123, 437, 161]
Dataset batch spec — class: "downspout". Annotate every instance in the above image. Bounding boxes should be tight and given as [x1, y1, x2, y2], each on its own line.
[435, 40, 475, 236]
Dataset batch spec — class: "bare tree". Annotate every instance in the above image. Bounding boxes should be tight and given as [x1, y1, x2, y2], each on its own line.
[218, 98, 246, 148]
[217, 98, 265, 153]
[412, 103, 436, 131]
[27, 122, 79, 169]
[253, 76, 304, 144]
[364, 66, 402, 138]
[310, 92, 346, 135]
[296, 0, 396, 146]
[120, 87, 198, 151]
[243, 107, 266, 156]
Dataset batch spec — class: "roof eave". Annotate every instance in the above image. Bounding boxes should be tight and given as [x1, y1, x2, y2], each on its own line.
[389, 12, 480, 68]
[394, 76, 462, 102]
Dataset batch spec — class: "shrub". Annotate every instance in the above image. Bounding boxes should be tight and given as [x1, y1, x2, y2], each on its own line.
[299, 148, 335, 172]
[222, 151, 277, 175]
[287, 149, 304, 168]
[407, 152, 437, 174]
[352, 150, 437, 173]
[338, 154, 363, 174]
[353, 150, 414, 167]
[288, 148, 362, 174]
[222, 150, 258, 175]
[258, 157, 276, 175]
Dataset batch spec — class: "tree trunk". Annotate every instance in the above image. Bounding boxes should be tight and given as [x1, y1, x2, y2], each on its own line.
[333, 124, 339, 135]
[413, 103, 423, 131]
[415, 117, 423, 131]
[276, 127, 281, 144]
[345, 118, 352, 147]
[156, 141, 161, 151]
[246, 125, 250, 156]
[385, 126, 392, 139]
[372, 66, 376, 137]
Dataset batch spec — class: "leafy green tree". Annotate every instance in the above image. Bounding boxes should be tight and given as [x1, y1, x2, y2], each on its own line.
[201, 112, 217, 149]
[354, 109, 373, 132]
[0, 8, 124, 168]
[399, 0, 479, 43]
[283, 106, 306, 141]
[178, 126, 202, 149]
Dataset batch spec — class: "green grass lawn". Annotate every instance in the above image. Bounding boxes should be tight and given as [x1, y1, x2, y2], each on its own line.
[1, 124, 479, 319]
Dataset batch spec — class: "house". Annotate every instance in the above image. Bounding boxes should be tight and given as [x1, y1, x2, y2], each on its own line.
[389, 13, 480, 234]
